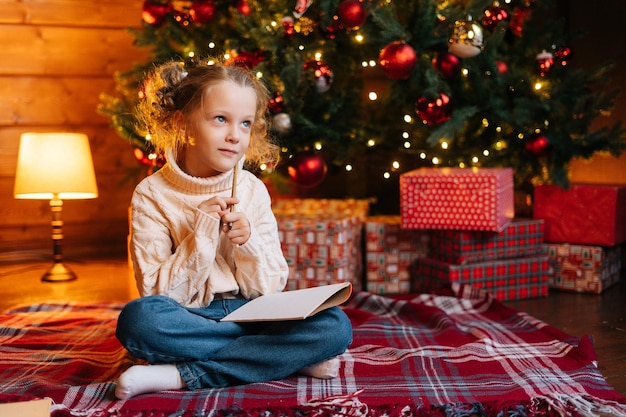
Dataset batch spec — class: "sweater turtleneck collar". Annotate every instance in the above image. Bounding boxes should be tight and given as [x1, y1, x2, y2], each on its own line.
[159, 148, 241, 195]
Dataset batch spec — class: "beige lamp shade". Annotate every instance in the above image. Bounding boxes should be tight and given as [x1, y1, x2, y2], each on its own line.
[14, 132, 98, 200]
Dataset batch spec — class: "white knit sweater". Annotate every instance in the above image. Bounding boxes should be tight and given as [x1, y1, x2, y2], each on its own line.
[129, 152, 289, 308]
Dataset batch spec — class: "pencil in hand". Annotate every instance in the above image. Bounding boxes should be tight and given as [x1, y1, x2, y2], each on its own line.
[228, 164, 238, 230]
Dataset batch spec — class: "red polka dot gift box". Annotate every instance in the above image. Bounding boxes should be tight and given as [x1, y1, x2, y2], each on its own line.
[400, 167, 515, 232]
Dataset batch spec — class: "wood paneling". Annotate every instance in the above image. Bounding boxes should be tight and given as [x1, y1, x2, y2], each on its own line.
[0, 0, 146, 258]
[1, 0, 142, 28]
[0, 25, 144, 76]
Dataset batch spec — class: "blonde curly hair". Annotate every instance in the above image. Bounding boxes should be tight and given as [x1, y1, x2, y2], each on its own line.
[136, 58, 280, 169]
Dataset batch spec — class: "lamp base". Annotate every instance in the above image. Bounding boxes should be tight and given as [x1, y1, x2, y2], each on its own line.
[42, 262, 77, 282]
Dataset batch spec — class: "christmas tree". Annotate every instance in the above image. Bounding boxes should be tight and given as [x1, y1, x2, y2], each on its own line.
[99, 0, 625, 208]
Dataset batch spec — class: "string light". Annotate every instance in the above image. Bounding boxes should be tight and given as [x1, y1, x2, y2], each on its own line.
[314, 141, 322, 150]
[383, 171, 391, 179]
[392, 160, 400, 170]
[403, 141, 411, 149]
[345, 164, 353, 171]
[432, 156, 440, 164]
[368, 91, 378, 100]
[367, 139, 376, 147]
[403, 114, 412, 123]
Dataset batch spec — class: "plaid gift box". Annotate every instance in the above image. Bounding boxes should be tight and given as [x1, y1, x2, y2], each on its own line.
[545, 243, 622, 294]
[400, 167, 514, 231]
[431, 218, 544, 264]
[413, 256, 550, 301]
[365, 215, 431, 294]
[534, 184, 626, 246]
[273, 199, 369, 290]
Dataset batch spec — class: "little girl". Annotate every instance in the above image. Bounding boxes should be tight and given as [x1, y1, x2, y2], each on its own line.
[114, 59, 353, 399]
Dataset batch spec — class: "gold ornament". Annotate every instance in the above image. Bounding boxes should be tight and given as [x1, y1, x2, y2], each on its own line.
[448, 17, 484, 58]
[294, 16, 316, 35]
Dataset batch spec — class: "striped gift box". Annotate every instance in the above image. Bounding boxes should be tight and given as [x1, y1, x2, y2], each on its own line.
[430, 218, 544, 264]
[413, 255, 550, 301]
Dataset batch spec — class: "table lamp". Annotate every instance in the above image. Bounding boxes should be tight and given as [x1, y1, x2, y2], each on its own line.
[13, 132, 99, 282]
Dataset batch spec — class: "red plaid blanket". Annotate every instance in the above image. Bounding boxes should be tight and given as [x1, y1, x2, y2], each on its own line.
[1, 286, 625, 417]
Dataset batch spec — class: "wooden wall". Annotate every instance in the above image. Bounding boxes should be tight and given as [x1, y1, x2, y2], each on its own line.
[0, 0, 147, 259]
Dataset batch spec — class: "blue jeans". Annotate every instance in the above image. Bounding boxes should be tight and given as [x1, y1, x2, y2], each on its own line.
[115, 295, 353, 390]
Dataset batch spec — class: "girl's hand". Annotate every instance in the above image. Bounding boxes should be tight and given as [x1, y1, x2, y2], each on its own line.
[198, 196, 233, 220]
[220, 209, 251, 245]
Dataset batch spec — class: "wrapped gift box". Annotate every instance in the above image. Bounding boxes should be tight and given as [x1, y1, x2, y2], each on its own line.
[273, 199, 369, 290]
[544, 243, 622, 294]
[400, 167, 514, 231]
[365, 215, 431, 294]
[534, 184, 626, 246]
[431, 218, 544, 264]
[413, 256, 550, 301]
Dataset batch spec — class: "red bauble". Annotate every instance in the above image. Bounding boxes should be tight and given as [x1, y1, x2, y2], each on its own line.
[189, 0, 216, 24]
[337, 0, 367, 30]
[304, 61, 334, 93]
[134, 148, 166, 169]
[536, 51, 554, 76]
[525, 133, 550, 157]
[509, 7, 531, 37]
[554, 46, 572, 66]
[287, 152, 328, 188]
[415, 93, 452, 126]
[379, 41, 418, 80]
[230, 50, 264, 69]
[282, 16, 295, 39]
[236, 0, 251, 15]
[482, 5, 509, 30]
[268, 91, 285, 114]
[495, 60, 508, 74]
[142, 1, 172, 25]
[432, 52, 460, 80]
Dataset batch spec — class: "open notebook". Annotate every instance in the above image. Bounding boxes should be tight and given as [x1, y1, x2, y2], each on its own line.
[221, 282, 352, 322]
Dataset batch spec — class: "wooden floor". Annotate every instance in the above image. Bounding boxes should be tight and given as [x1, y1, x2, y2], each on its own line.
[1, 255, 625, 396]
